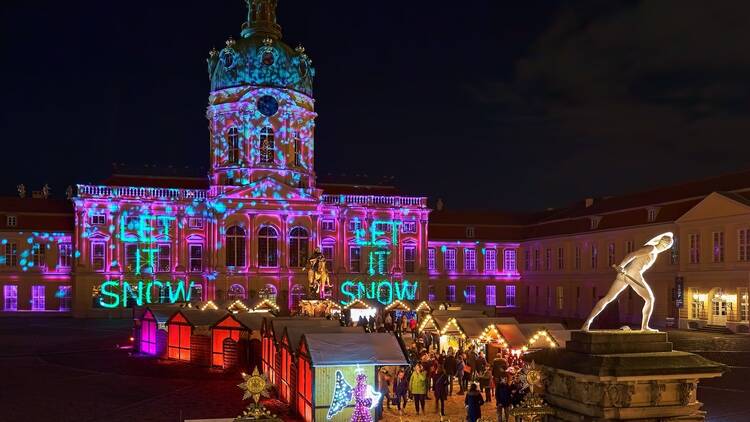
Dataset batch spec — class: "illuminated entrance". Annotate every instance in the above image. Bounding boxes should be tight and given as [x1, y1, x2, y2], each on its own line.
[711, 294, 729, 326]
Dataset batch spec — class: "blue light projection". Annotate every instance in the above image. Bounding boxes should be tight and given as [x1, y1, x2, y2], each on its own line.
[99, 279, 195, 308]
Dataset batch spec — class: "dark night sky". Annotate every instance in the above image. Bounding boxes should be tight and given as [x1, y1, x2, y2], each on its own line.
[2, 1, 750, 211]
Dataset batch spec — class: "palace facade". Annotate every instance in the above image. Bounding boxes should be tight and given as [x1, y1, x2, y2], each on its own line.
[2, 1, 749, 333]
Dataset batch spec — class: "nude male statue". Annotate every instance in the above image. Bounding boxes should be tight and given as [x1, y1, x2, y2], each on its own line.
[582, 232, 674, 332]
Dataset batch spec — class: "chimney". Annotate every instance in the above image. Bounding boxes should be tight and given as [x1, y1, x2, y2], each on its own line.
[585, 198, 594, 208]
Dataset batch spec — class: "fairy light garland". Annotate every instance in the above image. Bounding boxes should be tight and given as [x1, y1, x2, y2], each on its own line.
[200, 300, 219, 311]
[384, 299, 410, 312]
[439, 317, 466, 339]
[415, 301, 431, 313]
[254, 299, 280, 312]
[526, 329, 558, 349]
[478, 324, 509, 349]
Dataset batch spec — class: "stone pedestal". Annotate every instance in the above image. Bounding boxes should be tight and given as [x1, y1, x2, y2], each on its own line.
[526, 330, 725, 422]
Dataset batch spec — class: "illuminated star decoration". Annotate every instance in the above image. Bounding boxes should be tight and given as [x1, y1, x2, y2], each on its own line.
[238, 367, 271, 404]
[327, 370, 353, 420]
[518, 361, 544, 394]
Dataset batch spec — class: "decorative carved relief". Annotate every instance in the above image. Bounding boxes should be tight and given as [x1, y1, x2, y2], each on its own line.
[649, 380, 665, 406]
[580, 382, 605, 406]
[679, 381, 696, 406]
[605, 383, 635, 408]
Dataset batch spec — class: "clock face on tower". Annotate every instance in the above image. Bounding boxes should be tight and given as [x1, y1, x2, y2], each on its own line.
[257, 95, 279, 117]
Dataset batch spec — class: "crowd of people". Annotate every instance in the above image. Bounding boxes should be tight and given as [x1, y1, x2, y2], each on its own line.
[378, 341, 528, 422]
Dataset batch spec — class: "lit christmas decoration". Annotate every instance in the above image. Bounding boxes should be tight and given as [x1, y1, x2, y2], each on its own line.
[350, 371, 381, 422]
[327, 370, 353, 420]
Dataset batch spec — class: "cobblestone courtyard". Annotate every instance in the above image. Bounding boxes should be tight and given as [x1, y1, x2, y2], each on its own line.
[0, 318, 747, 421]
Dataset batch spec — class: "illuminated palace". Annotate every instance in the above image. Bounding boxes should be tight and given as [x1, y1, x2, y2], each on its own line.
[0, 1, 519, 318]
[2, 2, 749, 334]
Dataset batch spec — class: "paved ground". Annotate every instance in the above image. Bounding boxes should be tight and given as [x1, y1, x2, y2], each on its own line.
[0, 318, 747, 422]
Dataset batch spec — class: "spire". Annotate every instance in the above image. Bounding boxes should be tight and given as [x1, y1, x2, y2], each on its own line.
[241, 0, 282, 39]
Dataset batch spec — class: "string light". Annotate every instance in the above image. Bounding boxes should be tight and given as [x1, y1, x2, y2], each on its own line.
[327, 370, 353, 420]
[527, 329, 558, 348]
[201, 300, 219, 311]
[415, 301, 431, 313]
[254, 299, 280, 313]
[384, 300, 410, 312]
[439, 318, 465, 339]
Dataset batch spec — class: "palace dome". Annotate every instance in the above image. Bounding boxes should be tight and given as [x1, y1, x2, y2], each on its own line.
[207, 0, 314, 96]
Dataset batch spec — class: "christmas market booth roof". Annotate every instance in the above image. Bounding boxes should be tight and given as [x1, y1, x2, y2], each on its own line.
[456, 318, 519, 338]
[304, 333, 408, 367]
[170, 309, 228, 328]
[284, 326, 360, 353]
[270, 318, 342, 343]
[143, 305, 182, 325]
[494, 324, 528, 348]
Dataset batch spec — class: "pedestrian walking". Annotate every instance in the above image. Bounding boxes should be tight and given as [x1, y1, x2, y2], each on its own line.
[394, 369, 409, 415]
[432, 366, 449, 418]
[464, 383, 485, 422]
[409, 364, 427, 416]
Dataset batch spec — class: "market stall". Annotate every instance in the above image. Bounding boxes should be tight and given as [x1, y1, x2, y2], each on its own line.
[299, 299, 342, 317]
[135, 305, 179, 357]
[166, 308, 227, 365]
[296, 332, 407, 422]
[342, 298, 377, 322]
[210, 312, 269, 369]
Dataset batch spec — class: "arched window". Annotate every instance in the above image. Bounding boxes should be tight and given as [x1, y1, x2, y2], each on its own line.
[259, 127, 275, 164]
[226, 225, 246, 267]
[293, 133, 302, 167]
[227, 127, 240, 164]
[290, 284, 305, 309]
[258, 226, 278, 267]
[289, 227, 309, 268]
[259, 283, 277, 303]
[227, 284, 246, 300]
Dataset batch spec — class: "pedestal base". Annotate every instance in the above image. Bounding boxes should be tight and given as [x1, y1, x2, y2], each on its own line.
[526, 331, 725, 421]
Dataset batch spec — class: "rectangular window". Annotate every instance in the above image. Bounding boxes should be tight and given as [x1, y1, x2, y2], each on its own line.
[6, 215, 17, 227]
[740, 288, 749, 321]
[188, 218, 204, 229]
[404, 246, 416, 273]
[91, 213, 106, 225]
[32, 285, 45, 311]
[3, 242, 17, 267]
[524, 249, 531, 271]
[3, 285, 17, 311]
[348, 219, 362, 232]
[485, 249, 497, 272]
[557, 247, 564, 270]
[670, 236, 679, 265]
[427, 247, 436, 271]
[503, 249, 516, 272]
[31, 243, 46, 268]
[556, 286, 564, 310]
[464, 248, 476, 271]
[484, 285, 496, 306]
[321, 219, 335, 231]
[446, 285, 456, 302]
[158, 244, 171, 272]
[625, 240, 635, 254]
[445, 248, 456, 272]
[574, 246, 581, 270]
[294, 135, 302, 167]
[505, 285, 516, 307]
[125, 244, 139, 273]
[608, 242, 616, 267]
[401, 221, 417, 233]
[466, 227, 475, 238]
[189, 244, 203, 272]
[322, 244, 334, 269]
[374, 222, 392, 233]
[712, 232, 724, 263]
[349, 246, 361, 273]
[91, 242, 105, 272]
[428, 285, 436, 301]
[544, 248, 552, 271]
[689, 234, 701, 264]
[740, 229, 750, 261]
[58, 243, 72, 268]
[58, 285, 72, 311]
[465, 285, 476, 304]
[533, 249, 540, 271]
[590, 244, 598, 269]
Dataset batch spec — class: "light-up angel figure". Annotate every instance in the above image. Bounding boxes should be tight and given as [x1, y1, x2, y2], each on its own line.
[582, 232, 674, 332]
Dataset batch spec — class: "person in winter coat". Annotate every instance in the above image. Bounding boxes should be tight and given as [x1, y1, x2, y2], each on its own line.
[393, 369, 409, 415]
[409, 364, 427, 416]
[378, 369, 393, 411]
[478, 366, 492, 403]
[495, 374, 513, 422]
[455, 354, 466, 394]
[409, 317, 417, 339]
[443, 352, 457, 395]
[464, 383, 485, 422]
[432, 366, 449, 417]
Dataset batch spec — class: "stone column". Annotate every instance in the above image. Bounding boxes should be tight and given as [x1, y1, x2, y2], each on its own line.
[280, 214, 288, 271]
[247, 213, 256, 271]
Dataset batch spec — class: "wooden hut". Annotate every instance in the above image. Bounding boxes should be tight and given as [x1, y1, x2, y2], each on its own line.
[299, 299, 342, 317]
[296, 333, 407, 422]
[138, 306, 177, 357]
[210, 312, 269, 369]
[166, 309, 227, 365]
[517, 323, 567, 350]
[261, 318, 341, 387]
[277, 325, 360, 406]
[342, 298, 377, 321]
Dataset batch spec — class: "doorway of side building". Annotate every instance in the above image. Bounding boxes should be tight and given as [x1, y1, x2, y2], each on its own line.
[710, 288, 729, 326]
